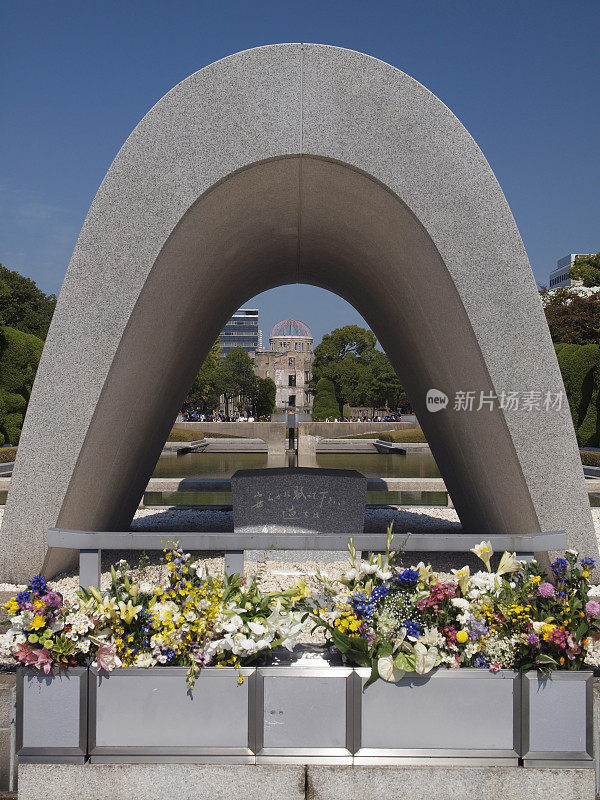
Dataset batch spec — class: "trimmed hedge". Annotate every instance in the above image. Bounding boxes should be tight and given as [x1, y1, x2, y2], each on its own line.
[345, 427, 427, 443]
[555, 343, 599, 447]
[168, 429, 205, 442]
[312, 378, 341, 421]
[0, 326, 44, 445]
[169, 428, 246, 440]
[581, 450, 600, 468]
[0, 446, 17, 463]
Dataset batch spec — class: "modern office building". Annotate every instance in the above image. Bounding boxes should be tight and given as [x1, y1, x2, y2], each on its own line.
[254, 319, 314, 412]
[548, 254, 588, 289]
[219, 308, 259, 357]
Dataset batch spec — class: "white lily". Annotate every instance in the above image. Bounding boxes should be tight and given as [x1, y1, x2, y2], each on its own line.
[247, 621, 268, 635]
[451, 566, 471, 594]
[496, 551, 521, 576]
[415, 561, 433, 582]
[470, 541, 493, 572]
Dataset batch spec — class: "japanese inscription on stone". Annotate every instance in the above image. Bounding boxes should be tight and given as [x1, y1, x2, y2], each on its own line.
[232, 467, 367, 535]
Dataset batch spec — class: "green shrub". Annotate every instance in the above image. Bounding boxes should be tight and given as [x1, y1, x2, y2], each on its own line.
[555, 343, 600, 447]
[312, 378, 341, 421]
[168, 428, 246, 441]
[168, 428, 205, 442]
[581, 450, 600, 468]
[346, 427, 427, 443]
[0, 326, 44, 445]
[0, 446, 17, 463]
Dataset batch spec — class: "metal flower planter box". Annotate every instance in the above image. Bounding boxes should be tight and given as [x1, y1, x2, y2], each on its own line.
[16, 665, 595, 766]
[355, 668, 521, 765]
[16, 667, 88, 763]
[88, 666, 256, 763]
[521, 670, 594, 768]
[256, 666, 356, 764]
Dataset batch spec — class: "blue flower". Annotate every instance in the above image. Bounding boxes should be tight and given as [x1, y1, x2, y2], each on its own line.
[551, 557, 568, 576]
[474, 655, 490, 669]
[16, 590, 31, 606]
[349, 591, 375, 620]
[29, 575, 47, 594]
[395, 569, 419, 589]
[403, 619, 421, 638]
[370, 586, 389, 604]
[581, 557, 596, 568]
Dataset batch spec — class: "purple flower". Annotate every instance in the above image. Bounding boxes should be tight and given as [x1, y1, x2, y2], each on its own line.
[538, 582, 555, 598]
[41, 591, 62, 608]
[585, 600, 600, 618]
[525, 633, 540, 646]
[468, 615, 488, 641]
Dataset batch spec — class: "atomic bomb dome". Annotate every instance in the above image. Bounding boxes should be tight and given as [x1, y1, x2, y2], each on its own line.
[253, 318, 314, 413]
[270, 319, 312, 339]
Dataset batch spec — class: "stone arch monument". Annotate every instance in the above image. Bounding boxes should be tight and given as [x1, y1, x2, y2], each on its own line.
[2, 44, 596, 581]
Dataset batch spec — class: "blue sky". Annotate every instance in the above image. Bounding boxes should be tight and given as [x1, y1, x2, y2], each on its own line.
[2, 0, 599, 345]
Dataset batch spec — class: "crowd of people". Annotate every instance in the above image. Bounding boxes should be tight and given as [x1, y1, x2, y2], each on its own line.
[181, 411, 403, 423]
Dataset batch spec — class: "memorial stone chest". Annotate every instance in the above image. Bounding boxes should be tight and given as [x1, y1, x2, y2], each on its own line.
[231, 467, 367, 563]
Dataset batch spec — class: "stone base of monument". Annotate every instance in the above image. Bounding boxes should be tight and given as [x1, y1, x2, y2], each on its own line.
[17, 763, 597, 800]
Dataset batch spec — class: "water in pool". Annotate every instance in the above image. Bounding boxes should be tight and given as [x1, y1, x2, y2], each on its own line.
[147, 451, 447, 506]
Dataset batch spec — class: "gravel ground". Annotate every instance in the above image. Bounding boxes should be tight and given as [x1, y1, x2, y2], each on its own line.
[0, 504, 464, 597]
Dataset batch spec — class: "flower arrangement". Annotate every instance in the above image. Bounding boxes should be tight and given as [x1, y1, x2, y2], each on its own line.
[2, 536, 599, 688]
[1, 544, 306, 686]
[305, 525, 600, 686]
[0, 575, 96, 674]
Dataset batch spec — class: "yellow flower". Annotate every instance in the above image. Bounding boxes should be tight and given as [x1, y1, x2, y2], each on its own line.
[30, 614, 46, 631]
[531, 575, 541, 584]
[118, 600, 143, 624]
[582, 571, 590, 579]
[2, 599, 20, 615]
[456, 630, 469, 644]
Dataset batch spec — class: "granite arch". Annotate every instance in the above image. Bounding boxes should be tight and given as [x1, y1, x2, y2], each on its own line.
[2, 44, 595, 580]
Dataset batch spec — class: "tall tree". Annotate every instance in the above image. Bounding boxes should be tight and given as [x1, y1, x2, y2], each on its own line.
[0, 264, 56, 339]
[183, 340, 222, 413]
[312, 326, 378, 407]
[312, 325, 408, 412]
[541, 288, 600, 345]
[252, 377, 277, 418]
[569, 252, 600, 287]
[219, 347, 257, 416]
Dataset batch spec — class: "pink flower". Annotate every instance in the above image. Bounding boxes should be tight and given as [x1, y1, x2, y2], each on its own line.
[14, 642, 36, 665]
[585, 600, 600, 617]
[490, 662, 501, 672]
[538, 582, 555, 598]
[94, 643, 122, 672]
[14, 642, 53, 674]
[29, 648, 53, 674]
